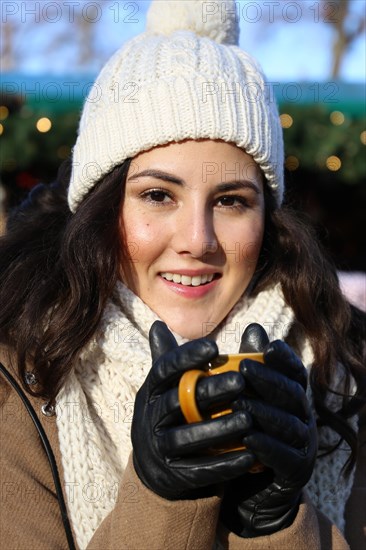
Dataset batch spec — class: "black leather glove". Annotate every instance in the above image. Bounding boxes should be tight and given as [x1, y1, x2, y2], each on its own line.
[131, 320, 256, 500]
[220, 323, 318, 537]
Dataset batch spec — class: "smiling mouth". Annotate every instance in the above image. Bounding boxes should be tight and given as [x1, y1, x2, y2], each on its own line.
[160, 272, 220, 287]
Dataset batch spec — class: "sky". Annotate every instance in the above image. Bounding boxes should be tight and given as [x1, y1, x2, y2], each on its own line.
[1, 0, 365, 81]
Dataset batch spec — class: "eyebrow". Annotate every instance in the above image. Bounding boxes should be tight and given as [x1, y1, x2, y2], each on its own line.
[128, 169, 182, 185]
[127, 169, 260, 194]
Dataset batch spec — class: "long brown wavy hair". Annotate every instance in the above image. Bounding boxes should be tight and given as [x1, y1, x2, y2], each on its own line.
[0, 157, 365, 472]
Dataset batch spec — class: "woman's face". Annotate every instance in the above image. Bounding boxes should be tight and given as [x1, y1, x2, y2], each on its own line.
[120, 139, 265, 339]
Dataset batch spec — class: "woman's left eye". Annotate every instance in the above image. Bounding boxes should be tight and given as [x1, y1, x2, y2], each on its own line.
[216, 195, 247, 209]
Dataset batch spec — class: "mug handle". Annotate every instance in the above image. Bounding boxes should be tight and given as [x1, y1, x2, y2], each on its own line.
[178, 353, 264, 424]
[178, 369, 207, 423]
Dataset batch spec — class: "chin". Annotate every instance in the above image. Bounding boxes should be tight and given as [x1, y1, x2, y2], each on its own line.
[167, 320, 216, 341]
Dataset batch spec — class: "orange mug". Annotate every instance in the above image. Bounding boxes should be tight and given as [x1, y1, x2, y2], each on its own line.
[178, 353, 265, 472]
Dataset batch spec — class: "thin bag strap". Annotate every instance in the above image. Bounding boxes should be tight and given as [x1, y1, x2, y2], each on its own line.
[0, 361, 76, 550]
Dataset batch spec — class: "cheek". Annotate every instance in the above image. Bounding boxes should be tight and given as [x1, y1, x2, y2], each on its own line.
[243, 222, 264, 263]
[223, 218, 264, 269]
[246, 222, 264, 265]
[121, 211, 164, 265]
[241, 240, 262, 266]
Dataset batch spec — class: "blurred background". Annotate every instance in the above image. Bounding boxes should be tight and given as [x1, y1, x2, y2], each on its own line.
[0, 0, 365, 305]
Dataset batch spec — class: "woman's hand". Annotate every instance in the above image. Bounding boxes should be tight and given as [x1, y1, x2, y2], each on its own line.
[131, 321, 256, 500]
[220, 324, 318, 537]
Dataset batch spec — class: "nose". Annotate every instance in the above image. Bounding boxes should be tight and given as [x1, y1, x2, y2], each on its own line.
[172, 206, 218, 258]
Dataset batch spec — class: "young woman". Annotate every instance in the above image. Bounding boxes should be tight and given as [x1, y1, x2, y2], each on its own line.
[0, 1, 365, 549]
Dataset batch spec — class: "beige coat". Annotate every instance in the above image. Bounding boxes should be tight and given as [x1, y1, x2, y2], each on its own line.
[0, 351, 364, 550]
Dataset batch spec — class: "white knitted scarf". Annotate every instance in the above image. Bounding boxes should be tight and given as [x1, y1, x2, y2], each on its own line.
[55, 282, 356, 549]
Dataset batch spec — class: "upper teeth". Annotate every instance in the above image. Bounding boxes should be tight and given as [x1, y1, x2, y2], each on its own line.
[160, 273, 215, 286]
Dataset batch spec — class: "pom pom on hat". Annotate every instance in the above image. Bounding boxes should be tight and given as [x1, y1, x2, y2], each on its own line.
[146, 0, 239, 45]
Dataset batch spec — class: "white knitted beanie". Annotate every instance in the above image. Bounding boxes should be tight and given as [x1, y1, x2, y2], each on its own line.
[68, 0, 284, 212]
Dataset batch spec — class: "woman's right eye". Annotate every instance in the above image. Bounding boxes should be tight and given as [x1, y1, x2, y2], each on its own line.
[140, 189, 173, 204]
